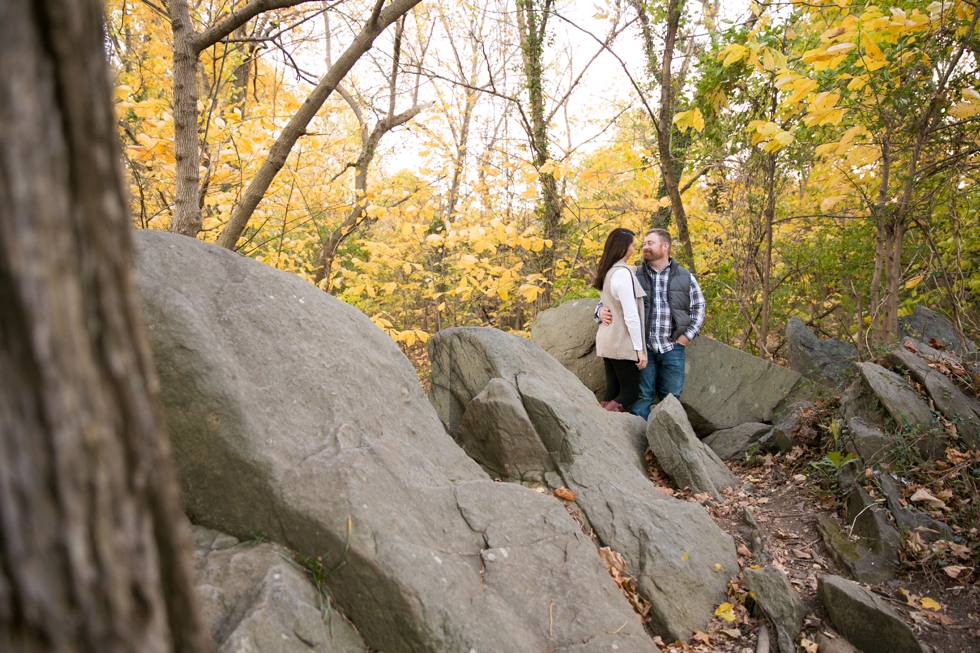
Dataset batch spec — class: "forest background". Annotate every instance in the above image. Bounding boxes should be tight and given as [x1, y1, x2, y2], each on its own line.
[109, 0, 980, 367]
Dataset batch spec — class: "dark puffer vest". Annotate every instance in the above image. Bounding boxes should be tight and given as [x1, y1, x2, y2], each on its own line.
[635, 259, 692, 342]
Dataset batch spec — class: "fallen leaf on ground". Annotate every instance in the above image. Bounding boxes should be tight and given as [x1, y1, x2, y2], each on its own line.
[943, 565, 974, 579]
[800, 637, 818, 653]
[909, 611, 930, 625]
[737, 544, 753, 557]
[928, 611, 953, 626]
[910, 488, 946, 510]
[950, 542, 972, 559]
[897, 588, 919, 605]
[946, 448, 972, 465]
[554, 487, 575, 501]
[720, 629, 741, 639]
[792, 548, 812, 559]
[714, 602, 736, 622]
[920, 597, 942, 611]
[691, 630, 711, 645]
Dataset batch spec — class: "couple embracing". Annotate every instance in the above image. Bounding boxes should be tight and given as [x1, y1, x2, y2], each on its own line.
[593, 228, 705, 417]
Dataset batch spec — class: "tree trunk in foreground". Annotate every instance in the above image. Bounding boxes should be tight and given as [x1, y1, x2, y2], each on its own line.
[0, 2, 209, 652]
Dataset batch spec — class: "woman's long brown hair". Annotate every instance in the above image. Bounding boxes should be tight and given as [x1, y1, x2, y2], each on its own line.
[592, 228, 635, 290]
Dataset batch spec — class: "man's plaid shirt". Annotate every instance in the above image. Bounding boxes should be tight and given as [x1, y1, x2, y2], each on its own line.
[643, 261, 706, 354]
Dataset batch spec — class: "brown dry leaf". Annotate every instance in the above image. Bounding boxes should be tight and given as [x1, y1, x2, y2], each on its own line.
[909, 611, 930, 625]
[554, 487, 576, 501]
[599, 547, 626, 578]
[927, 611, 953, 626]
[928, 337, 945, 351]
[904, 341, 920, 354]
[720, 629, 741, 639]
[792, 548, 812, 559]
[691, 630, 711, 646]
[947, 448, 972, 465]
[943, 565, 974, 579]
[736, 543, 753, 557]
[950, 542, 972, 559]
[910, 488, 946, 510]
[934, 488, 953, 502]
[897, 587, 919, 605]
[800, 637, 819, 653]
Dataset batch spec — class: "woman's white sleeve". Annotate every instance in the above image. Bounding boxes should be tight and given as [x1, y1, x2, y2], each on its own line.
[609, 269, 644, 351]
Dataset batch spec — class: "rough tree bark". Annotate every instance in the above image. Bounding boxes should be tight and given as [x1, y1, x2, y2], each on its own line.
[216, 0, 425, 250]
[0, 1, 209, 652]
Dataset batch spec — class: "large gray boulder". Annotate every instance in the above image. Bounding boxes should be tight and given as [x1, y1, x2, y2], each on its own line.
[530, 298, 603, 398]
[136, 231, 654, 653]
[785, 317, 858, 385]
[428, 327, 739, 640]
[818, 575, 923, 653]
[191, 525, 366, 653]
[886, 342, 980, 447]
[900, 306, 977, 356]
[680, 336, 802, 435]
[646, 395, 739, 499]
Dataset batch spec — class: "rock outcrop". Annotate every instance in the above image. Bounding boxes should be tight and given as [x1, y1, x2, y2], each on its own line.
[530, 298, 604, 398]
[428, 327, 739, 640]
[785, 316, 858, 385]
[900, 306, 977, 356]
[646, 395, 739, 499]
[680, 336, 802, 435]
[191, 525, 366, 653]
[136, 231, 655, 653]
[886, 341, 980, 447]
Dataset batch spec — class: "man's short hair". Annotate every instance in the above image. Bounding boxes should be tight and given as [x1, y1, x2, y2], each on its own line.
[644, 228, 672, 245]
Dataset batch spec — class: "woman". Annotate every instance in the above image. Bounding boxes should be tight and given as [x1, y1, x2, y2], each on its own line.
[594, 228, 647, 412]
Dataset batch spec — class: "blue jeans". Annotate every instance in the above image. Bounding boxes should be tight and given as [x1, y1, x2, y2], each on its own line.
[630, 345, 686, 420]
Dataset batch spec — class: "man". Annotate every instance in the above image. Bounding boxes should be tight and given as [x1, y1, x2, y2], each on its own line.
[596, 229, 705, 419]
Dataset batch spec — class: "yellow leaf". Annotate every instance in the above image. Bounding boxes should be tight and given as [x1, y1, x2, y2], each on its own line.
[920, 597, 942, 611]
[672, 109, 705, 134]
[719, 43, 747, 67]
[714, 602, 736, 622]
[762, 49, 775, 70]
[714, 563, 723, 571]
[681, 551, 689, 561]
[905, 274, 924, 289]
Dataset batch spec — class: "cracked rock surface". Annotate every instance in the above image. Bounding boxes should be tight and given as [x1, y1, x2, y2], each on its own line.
[428, 326, 739, 641]
[137, 231, 654, 653]
[191, 525, 366, 653]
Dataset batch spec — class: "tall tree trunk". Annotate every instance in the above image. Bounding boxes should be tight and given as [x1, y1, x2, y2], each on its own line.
[168, 0, 203, 237]
[0, 2, 209, 651]
[655, 0, 696, 273]
[516, 0, 561, 299]
[759, 151, 776, 357]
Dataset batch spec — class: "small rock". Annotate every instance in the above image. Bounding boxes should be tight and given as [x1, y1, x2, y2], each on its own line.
[703, 422, 773, 461]
[786, 316, 858, 386]
[878, 473, 953, 543]
[817, 575, 924, 653]
[743, 566, 807, 653]
[846, 486, 900, 563]
[816, 516, 895, 584]
[816, 631, 860, 653]
[845, 418, 895, 467]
